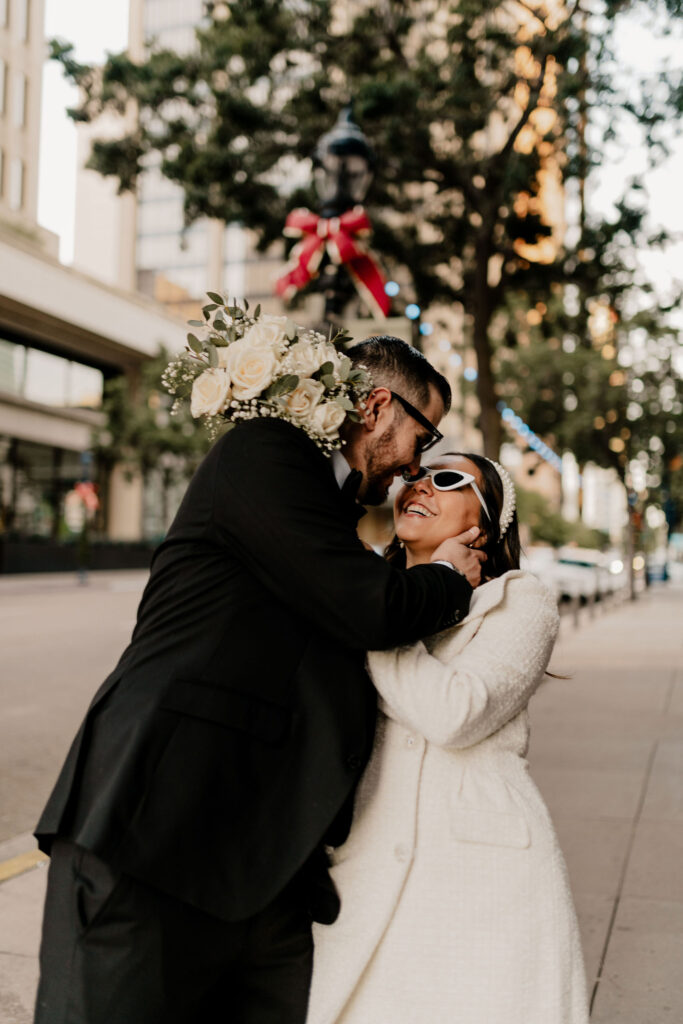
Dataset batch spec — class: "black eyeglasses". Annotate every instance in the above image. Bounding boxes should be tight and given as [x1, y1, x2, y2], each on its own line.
[390, 391, 443, 453]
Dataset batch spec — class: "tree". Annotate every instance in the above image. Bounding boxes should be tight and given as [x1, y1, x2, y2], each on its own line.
[94, 351, 209, 532]
[51, 0, 683, 457]
[496, 185, 683, 530]
[516, 485, 608, 548]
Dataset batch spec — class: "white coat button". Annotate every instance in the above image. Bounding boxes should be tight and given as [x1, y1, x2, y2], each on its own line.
[394, 843, 409, 863]
[405, 734, 416, 748]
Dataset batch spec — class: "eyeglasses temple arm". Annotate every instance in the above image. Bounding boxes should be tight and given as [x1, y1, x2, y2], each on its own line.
[471, 482, 491, 521]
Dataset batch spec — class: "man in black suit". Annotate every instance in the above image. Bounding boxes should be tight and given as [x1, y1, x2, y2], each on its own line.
[34, 336, 484, 1024]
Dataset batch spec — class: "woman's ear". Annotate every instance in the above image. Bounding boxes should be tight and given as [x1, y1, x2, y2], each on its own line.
[470, 529, 488, 549]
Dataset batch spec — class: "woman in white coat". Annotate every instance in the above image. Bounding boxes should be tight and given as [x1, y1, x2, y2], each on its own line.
[307, 453, 589, 1024]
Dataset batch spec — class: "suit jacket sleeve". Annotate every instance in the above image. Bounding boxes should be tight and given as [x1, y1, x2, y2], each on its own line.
[207, 419, 472, 650]
[366, 574, 560, 748]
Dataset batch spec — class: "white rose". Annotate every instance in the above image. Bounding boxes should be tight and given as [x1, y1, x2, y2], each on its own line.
[190, 368, 231, 417]
[315, 342, 344, 375]
[225, 340, 278, 399]
[288, 341, 322, 377]
[242, 314, 288, 350]
[285, 378, 325, 421]
[311, 400, 347, 438]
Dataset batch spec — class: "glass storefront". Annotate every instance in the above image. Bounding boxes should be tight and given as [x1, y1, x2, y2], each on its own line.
[0, 336, 105, 540]
[0, 435, 86, 538]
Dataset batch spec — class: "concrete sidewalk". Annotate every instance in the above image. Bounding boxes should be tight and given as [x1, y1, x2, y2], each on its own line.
[0, 583, 681, 1023]
[530, 582, 683, 1022]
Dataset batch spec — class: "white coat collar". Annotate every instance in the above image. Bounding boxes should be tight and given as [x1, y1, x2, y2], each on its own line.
[457, 569, 529, 627]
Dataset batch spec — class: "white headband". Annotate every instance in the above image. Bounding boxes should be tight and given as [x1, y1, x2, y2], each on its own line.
[484, 458, 516, 539]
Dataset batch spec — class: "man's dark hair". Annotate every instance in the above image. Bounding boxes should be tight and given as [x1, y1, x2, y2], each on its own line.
[347, 335, 451, 414]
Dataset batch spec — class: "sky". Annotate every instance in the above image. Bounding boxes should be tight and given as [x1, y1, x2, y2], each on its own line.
[37, 0, 130, 262]
[38, 0, 683, 300]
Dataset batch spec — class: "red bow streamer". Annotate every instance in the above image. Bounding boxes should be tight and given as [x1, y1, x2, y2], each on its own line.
[275, 205, 390, 319]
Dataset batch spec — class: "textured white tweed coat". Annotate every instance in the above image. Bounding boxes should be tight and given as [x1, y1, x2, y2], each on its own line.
[307, 570, 589, 1024]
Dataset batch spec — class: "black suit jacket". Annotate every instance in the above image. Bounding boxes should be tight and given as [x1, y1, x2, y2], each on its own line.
[35, 418, 471, 921]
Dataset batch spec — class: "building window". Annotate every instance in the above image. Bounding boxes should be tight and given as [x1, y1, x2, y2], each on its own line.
[12, 71, 27, 127]
[17, 0, 30, 42]
[0, 337, 104, 409]
[8, 157, 24, 210]
[0, 59, 6, 116]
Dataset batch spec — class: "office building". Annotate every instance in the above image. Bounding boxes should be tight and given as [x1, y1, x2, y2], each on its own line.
[0, 0, 187, 569]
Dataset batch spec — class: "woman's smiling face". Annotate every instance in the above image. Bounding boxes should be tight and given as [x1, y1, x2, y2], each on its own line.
[394, 455, 487, 557]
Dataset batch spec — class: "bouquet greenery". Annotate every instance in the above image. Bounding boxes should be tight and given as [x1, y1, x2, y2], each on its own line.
[162, 294, 373, 455]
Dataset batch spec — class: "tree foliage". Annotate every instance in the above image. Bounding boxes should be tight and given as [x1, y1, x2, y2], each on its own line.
[52, 0, 682, 469]
[94, 351, 209, 484]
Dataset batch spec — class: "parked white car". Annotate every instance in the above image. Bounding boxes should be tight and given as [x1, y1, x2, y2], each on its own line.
[522, 546, 629, 602]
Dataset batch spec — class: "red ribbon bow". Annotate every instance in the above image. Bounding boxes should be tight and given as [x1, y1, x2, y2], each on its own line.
[275, 205, 390, 318]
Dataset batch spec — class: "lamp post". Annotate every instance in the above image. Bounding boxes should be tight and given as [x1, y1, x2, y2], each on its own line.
[313, 107, 375, 325]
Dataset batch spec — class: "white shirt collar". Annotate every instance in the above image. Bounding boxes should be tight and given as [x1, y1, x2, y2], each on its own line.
[331, 449, 354, 491]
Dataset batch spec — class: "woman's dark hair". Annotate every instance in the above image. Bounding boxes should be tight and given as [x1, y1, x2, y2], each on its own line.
[385, 452, 521, 580]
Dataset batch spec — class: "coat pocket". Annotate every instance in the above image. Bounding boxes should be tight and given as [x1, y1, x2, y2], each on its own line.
[450, 765, 532, 849]
[160, 678, 291, 744]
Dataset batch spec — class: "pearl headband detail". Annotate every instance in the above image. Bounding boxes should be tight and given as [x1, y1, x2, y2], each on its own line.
[484, 458, 516, 539]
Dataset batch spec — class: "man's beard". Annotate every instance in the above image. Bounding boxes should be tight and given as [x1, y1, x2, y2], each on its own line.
[360, 427, 400, 506]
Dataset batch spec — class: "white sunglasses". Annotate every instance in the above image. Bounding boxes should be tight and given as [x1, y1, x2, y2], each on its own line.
[402, 467, 491, 522]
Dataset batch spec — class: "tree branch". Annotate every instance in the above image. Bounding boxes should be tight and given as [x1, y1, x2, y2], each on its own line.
[496, 49, 549, 164]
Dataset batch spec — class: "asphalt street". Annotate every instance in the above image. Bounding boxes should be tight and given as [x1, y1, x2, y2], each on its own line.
[0, 571, 148, 844]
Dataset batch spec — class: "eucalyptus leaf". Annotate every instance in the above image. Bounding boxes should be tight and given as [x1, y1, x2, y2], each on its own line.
[229, 325, 237, 343]
[188, 319, 205, 328]
[244, 298, 250, 311]
[206, 291, 224, 304]
[210, 334, 228, 347]
[207, 345, 219, 368]
[186, 333, 202, 353]
[321, 374, 336, 389]
[254, 304, 261, 319]
[213, 318, 227, 332]
[202, 303, 218, 318]
[334, 395, 355, 411]
[265, 374, 299, 398]
[318, 361, 334, 377]
[339, 355, 351, 380]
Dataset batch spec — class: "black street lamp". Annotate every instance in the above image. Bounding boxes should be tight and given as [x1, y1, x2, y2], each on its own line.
[313, 107, 375, 217]
[313, 108, 376, 324]
[275, 107, 390, 327]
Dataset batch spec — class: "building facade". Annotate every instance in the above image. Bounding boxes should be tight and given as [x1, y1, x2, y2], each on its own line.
[0, 0, 54, 250]
[0, 0, 188, 570]
[74, 0, 283, 321]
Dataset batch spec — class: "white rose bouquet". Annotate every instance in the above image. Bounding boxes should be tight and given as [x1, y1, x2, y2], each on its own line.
[161, 293, 373, 455]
